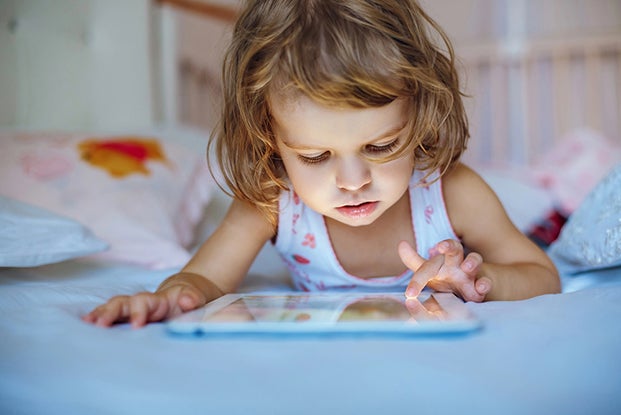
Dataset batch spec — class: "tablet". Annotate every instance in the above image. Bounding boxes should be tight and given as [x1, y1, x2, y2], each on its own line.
[166, 291, 481, 336]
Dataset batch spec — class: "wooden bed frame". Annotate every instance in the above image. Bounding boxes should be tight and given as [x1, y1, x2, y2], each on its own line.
[459, 34, 621, 166]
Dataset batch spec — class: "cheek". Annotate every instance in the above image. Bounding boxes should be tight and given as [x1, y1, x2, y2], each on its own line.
[281, 157, 321, 188]
[378, 156, 414, 183]
[285, 166, 330, 209]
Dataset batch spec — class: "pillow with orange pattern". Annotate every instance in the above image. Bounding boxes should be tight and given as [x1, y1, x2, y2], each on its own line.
[0, 130, 215, 269]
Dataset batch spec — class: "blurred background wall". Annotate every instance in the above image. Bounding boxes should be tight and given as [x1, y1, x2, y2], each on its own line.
[1, 0, 619, 156]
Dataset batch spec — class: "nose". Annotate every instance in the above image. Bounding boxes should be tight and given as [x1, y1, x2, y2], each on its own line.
[335, 156, 371, 191]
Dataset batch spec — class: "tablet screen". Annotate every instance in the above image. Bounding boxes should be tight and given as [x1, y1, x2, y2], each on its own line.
[167, 292, 481, 336]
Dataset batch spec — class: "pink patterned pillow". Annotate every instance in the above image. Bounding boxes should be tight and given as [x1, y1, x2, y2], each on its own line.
[532, 129, 621, 215]
[0, 131, 215, 269]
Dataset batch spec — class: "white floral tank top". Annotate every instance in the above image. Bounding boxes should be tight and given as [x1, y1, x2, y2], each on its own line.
[274, 170, 458, 291]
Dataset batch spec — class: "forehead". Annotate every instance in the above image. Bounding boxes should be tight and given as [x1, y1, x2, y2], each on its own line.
[269, 94, 408, 145]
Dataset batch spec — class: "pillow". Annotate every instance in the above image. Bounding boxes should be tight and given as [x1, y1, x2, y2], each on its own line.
[0, 130, 215, 269]
[0, 195, 108, 267]
[531, 129, 621, 215]
[476, 168, 555, 233]
[548, 162, 621, 274]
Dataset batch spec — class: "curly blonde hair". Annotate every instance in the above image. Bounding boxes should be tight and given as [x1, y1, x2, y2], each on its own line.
[209, 0, 469, 228]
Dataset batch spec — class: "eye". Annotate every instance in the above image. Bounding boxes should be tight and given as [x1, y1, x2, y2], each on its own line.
[297, 152, 330, 165]
[365, 139, 399, 154]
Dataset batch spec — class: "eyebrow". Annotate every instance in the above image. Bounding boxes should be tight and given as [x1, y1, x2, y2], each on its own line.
[280, 123, 408, 150]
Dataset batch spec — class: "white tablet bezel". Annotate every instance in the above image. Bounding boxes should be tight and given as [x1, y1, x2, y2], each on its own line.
[166, 291, 481, 336]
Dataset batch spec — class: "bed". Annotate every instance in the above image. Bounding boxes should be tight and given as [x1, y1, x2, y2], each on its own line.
[1, 1, 621, 414]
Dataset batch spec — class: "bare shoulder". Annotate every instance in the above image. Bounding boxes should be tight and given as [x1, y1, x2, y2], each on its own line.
[223, 198, 276, 237]
[441, 163, 500, 215]
[441, 163, 515, 250]
[182, 198, 275, 292]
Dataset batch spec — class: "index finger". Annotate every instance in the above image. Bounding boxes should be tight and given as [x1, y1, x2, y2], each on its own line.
[84, 296, 130, 327]
[404, 254, 445, 298]
[398, 241, 445, 298]
[404, 297, 439, 321]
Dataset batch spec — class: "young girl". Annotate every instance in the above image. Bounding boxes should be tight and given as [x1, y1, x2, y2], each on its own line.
[84, 0, 560, 328]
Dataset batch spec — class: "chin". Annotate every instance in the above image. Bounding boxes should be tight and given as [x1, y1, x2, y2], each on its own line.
[330, 212, 380, 228]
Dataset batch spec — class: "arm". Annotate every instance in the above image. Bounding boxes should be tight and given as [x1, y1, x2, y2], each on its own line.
[402, 163, 560, 301]
[83, 198, 274, 327]
[178, 197, 275, 295]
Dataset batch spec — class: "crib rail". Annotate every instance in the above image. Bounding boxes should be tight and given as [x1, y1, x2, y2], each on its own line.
[459, 33, 621, 166]
[156, 0, 238, 23]
[163, 1, 621, 168]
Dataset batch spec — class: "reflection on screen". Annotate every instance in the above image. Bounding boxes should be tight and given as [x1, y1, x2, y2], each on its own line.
[203, 293, 447, 324]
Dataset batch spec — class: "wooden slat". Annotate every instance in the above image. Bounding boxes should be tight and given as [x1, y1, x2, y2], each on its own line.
[156, 0, 239, 23]
[618, 52, 621, 139]
[551, 51, 568, 144]
[585, 49, 602, 132]
[490, 60, 507, 162]
[521, 56, 534, 164]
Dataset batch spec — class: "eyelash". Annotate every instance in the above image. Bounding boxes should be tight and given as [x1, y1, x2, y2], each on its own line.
[297, 139, 400, 165]
[298, 153, 329, 165]
[366, 140, 399, 154]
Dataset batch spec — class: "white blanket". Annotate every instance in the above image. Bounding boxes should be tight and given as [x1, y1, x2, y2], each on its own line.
[1, 259, 620, 415]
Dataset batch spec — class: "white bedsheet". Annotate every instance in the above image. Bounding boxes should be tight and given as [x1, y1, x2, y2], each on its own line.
[1, 256, 620, 415]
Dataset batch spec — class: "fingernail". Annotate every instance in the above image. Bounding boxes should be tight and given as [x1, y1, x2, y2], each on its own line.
[405, 288, 417, 298]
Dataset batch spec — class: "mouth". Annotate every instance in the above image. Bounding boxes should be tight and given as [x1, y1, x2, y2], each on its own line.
[336, 201, 379, 219]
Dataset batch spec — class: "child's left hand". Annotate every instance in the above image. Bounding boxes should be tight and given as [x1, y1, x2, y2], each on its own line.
[398, 239, 492, 302]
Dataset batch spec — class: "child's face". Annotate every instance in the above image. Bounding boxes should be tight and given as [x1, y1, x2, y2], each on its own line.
[271, 95, 415, 227]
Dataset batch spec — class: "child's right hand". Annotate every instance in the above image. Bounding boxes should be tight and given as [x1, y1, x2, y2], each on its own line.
[399, 239, 491, 302]
[82, 282, 209, 328]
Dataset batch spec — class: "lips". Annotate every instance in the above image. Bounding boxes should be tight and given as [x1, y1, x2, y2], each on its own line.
[336, 201, 378, 219]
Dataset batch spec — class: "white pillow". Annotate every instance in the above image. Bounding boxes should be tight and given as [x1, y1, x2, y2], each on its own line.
[0, 129, 215, 269]
[548, 163, 621, 274]
[0, 195, 108, 267]
[476, 168, 555, 233]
